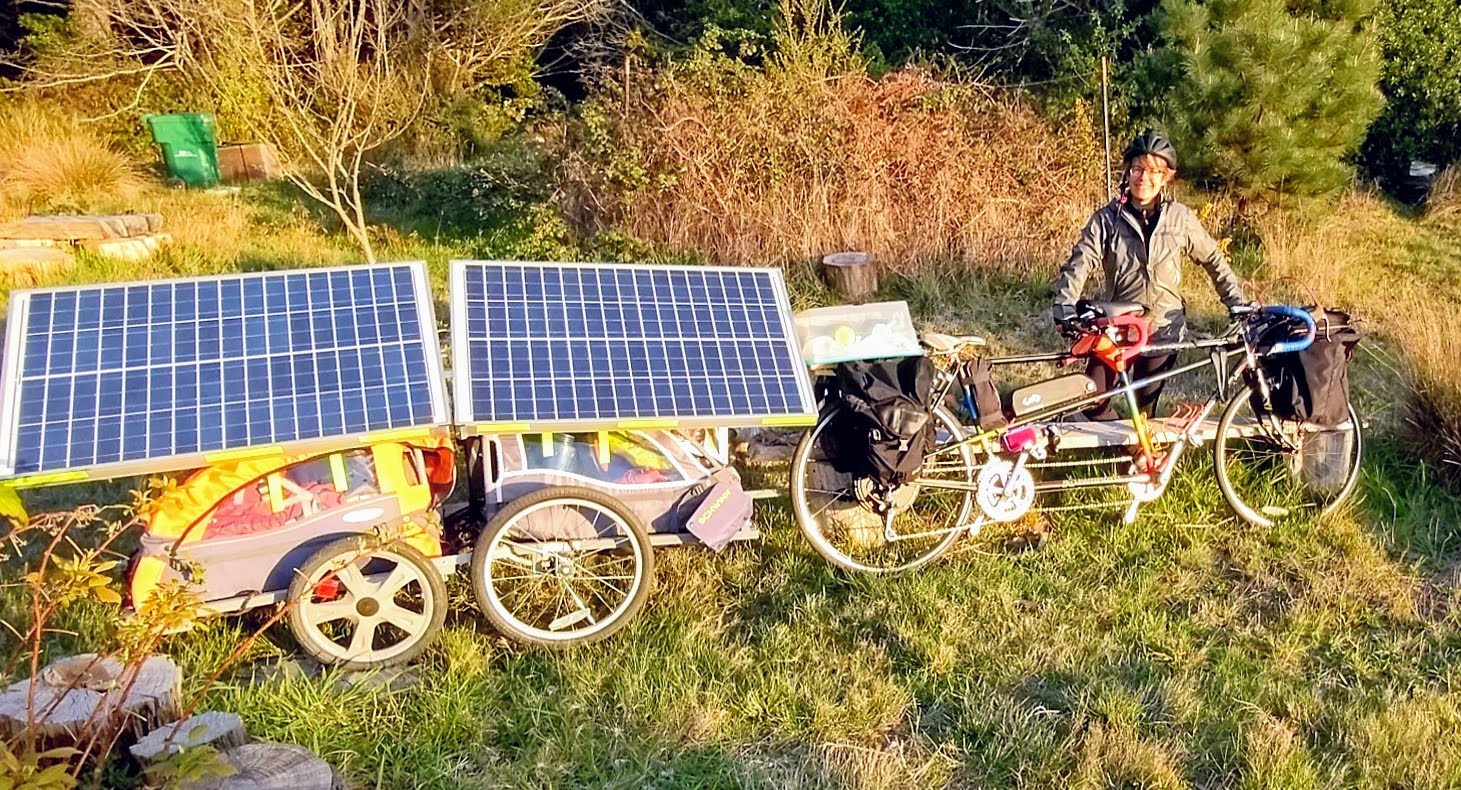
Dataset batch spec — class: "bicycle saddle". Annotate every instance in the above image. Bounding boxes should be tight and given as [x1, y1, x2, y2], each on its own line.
[1093, 301, 1146, 318]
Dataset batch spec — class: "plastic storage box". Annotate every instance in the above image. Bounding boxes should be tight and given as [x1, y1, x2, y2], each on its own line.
[793, 300, 923, 366]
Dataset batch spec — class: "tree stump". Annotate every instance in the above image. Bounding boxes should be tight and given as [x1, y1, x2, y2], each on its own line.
[131, 711, 250, 765]
[821, 252, 878, 300]
[183, 743, 343, 790]
[805, 457, 884, 547]
[0, 654, 182, 743]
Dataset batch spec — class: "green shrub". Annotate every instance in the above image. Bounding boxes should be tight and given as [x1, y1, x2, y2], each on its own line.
[1156, 0, 1384, 201]
[1361, 0, 1461, 180]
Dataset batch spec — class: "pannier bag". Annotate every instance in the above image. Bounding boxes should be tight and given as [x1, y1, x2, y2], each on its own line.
[1264, 309, 1361, 426]
[820, 356, 937, 486]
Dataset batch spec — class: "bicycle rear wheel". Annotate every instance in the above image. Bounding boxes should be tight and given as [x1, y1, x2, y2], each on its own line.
[790, 405, 975, 573]
[1213, 389, 1362, 527]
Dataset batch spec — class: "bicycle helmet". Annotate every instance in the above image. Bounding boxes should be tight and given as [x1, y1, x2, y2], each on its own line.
[1123, 130, 1178, 171]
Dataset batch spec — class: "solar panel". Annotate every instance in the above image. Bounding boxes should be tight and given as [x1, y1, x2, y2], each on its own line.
[450, 261, 816, 433]
[0, 263, 450, 485]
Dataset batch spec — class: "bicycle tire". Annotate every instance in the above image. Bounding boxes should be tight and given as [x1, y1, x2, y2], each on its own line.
[790, 404, 975, 573]
[1213, 389, 1363, 527]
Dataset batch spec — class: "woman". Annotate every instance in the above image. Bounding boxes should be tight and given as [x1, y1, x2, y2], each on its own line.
[1051, 130, 1248, 419]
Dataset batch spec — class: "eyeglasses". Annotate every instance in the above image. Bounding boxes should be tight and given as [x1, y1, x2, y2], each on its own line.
[1129, 164, 1172, 177]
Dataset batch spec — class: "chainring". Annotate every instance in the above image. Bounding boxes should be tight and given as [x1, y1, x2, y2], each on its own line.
[976, 457, 1035, 522]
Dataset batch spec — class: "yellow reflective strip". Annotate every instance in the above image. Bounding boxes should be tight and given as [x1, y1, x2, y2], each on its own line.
[361, 427, 434, 444]
[617, 419, 678, 430]
[540, 432, 555, 457]
[596, 431, 611, 466]
[760, 415, 817, 427]
[475, 423, 530, 434]
[9, 470, 88, 488]
[267, 474, 284, 512]
[205, 445, 283, 463]
[329, 453, 348, 492]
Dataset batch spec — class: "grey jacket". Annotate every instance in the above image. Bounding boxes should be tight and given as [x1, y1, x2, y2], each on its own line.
[1052, 197, 1246, 341]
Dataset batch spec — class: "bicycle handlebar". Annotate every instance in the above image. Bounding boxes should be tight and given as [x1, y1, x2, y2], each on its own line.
[1257, 305, 1316, 354]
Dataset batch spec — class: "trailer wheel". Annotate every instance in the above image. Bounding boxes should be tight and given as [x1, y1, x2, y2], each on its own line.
[286, 535, 447, 670]
[471, 486, 654, 648]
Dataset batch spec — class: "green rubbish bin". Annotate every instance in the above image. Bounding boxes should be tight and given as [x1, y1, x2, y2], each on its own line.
[143, 113, 220, 188]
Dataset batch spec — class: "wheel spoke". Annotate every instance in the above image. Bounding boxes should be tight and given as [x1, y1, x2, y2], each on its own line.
[379, 602, 427, 635]
[347, 620, 376, 656]
[561, 584, 598, 626]
[378, 563, 418, 596]
[306, 599, 358, 627]
[335, 562, 368, 596]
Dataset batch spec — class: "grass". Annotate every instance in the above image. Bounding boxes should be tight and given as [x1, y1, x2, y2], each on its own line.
[3, 125, 1461, 787]
[0, 101, 144, 220]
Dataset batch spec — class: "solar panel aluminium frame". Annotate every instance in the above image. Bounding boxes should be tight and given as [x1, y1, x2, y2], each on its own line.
[448, 260, 818, 436]
[0, 262, 453, 488]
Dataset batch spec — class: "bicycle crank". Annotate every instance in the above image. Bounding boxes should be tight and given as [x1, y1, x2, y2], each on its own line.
[976, 456, 1035, 522]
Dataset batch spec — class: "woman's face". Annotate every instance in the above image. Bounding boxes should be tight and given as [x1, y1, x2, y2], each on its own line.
[1127, 153, 1174, 205]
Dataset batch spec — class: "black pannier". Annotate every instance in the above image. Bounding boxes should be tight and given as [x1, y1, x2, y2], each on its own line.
[1262, 309, 1361, 426]
[819, 356, 937, 486]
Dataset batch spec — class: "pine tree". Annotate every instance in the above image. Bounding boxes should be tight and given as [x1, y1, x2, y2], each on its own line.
[1157, 0, 1384, 200]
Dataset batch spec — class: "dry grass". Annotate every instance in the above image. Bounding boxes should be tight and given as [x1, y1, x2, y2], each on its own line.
[1396, 307, 1461, 486]
[1428, 165, 1461, 220]
[0, 102, 144, 219]
[1255, 190, 1461, 480]
[562, 0, 1104, 273]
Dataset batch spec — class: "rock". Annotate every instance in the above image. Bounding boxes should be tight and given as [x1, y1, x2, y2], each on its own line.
[335, 665, 420, 693]
[78, 232, 172, 261]
[130, 711, 249, 765]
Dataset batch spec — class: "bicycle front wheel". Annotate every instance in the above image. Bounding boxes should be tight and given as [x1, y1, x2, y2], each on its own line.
[790, 405, 976, 573]
[1214, 389, 1363, 527]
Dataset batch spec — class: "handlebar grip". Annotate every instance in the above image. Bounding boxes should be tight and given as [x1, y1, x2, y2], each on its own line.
[1262, 305, 1317, 354]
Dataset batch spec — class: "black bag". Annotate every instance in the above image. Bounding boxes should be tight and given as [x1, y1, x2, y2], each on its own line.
[820, 356, 937, 485]
[959, 356, 1009, 430]
[1263, 309, 1361, 426]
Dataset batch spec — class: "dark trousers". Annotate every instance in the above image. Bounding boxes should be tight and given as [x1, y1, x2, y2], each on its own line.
[1083, 352, 1178, 420]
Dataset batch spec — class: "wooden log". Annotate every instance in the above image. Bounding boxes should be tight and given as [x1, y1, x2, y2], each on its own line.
[182, 743, 344, 790]
[0, 213, 163, 241]
[0, 654, 182, 743]
[130, 711, 250, 765]
[821, 252, 878, 300]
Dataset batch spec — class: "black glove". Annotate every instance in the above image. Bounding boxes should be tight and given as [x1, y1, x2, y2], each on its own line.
[1054, 314, 1083, 340]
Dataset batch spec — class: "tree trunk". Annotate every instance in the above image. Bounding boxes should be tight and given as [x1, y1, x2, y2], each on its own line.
[184, 743, 344, 790]
[131, 711, 250, 766]
[0, 654, 182, 743]
[822, 252, 878, 300]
